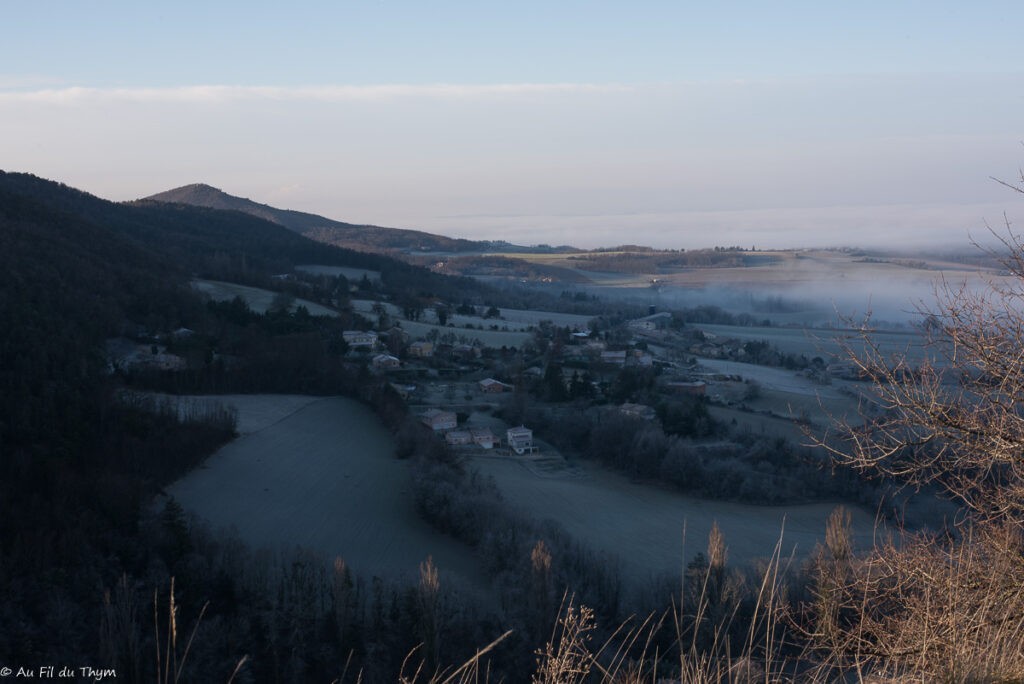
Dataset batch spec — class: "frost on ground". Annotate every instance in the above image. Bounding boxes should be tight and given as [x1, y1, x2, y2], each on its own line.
[473, 456, 880, 588]
[193, 279, 338, 316]
[166, 396, 483, 588]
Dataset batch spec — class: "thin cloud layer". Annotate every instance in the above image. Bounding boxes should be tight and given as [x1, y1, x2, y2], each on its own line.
[2, 73, 1019, 251]
[0, 82, 631, 104]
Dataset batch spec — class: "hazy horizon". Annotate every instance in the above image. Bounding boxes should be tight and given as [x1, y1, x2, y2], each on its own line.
[3, 2, 1022, 251]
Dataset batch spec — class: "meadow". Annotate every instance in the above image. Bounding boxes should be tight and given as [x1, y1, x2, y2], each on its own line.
[472, 453, 880, 588]
[193, 278, 339, 316]
[295, 263, 382, 282]
[165, 395, 484, 588]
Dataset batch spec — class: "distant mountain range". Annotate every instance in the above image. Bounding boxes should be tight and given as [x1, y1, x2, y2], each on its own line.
[143, 183, 574, 257]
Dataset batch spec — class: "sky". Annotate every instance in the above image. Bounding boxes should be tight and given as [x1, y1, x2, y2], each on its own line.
[2, 1, 1023, 249]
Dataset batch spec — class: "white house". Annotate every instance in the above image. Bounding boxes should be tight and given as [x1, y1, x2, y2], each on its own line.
[343, 330, 379, 351]
[628, 312, 672, 331]
[506, 425, 535, 455]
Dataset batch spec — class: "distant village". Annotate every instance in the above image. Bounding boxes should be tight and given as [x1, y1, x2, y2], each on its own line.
[326, 300, 849, 462]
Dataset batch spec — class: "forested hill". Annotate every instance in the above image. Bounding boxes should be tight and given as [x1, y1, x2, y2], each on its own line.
[143, 182, 574, 255]
[0, 173, 191, 450]
[0, 171, 407, 665]
[144, 182, 491, 253]
[0, 170, 599, 672]
[0, 172, 502, 303]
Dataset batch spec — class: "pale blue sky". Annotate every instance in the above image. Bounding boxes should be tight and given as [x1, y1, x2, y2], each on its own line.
[2, 1, 1022, 248]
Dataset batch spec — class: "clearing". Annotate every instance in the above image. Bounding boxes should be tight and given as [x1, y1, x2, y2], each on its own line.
[165, 395, 483, 588]
[296, 264, 382, 282]
[193, 279, 339, 317]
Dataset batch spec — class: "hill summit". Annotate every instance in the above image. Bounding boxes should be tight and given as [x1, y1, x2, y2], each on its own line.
[142, 184, 543, 256]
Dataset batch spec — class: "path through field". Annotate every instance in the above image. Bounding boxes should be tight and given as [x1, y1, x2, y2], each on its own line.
[167, 396, 483, 589]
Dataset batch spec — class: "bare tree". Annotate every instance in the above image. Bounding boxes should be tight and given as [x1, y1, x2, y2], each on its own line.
[801, 176, 1024, 679]
[821, 220, 1024, 527]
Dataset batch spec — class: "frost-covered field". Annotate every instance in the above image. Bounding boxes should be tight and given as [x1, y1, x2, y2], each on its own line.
[166, 396, 482, 587]
[142, 393, 321, 434]
[490, 308, 592, 329]
[296, 264, 381, 282]
[164, 394, 881, 592]
[696, 323, 929, 365]
[350, 299, 534, 347]
[472, 456, 880, 587]
[193, 279, 338, 317]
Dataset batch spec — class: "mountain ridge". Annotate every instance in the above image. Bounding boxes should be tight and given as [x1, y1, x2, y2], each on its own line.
[143, 183, 574, 256]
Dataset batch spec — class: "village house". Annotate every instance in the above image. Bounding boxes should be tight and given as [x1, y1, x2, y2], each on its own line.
[408, 340, 434, 358]
[620, 403, 657, 421]
[371, 353, 400, 370]
[119, 345, 187, 372]
[445, 430, 472, 446]
[600, 350, 627, 366]
[420, 408, 457, 432]
[452, 343, 481, 360]
[626, 350, 654, 367]
[470, 427, 496, 449]
[522, 366, 545, 379]
[385, 326, 410, 344]
[478, 377, 513, 393]
[388, 382, 416, 400]
[506, 425, 535, 455]
[570, 330, 592, 342]
[343, 330, 379, 351]
[627, 311, 672, 331]
[664, 380, 707, 396]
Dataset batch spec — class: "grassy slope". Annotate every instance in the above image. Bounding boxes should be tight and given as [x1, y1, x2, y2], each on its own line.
[472, 454, 880, 587]
[166, 396, 484, 588]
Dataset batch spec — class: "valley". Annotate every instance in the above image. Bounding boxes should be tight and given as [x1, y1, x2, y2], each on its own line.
[0, 171, 999, 680]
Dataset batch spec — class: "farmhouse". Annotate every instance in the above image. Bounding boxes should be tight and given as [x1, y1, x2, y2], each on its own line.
[506, 425, 535, 455]
[408, 340, 434, 358]
[420, 408, 457, 432]
[478, 378, 513, 393]
[343, 330, 379, 351]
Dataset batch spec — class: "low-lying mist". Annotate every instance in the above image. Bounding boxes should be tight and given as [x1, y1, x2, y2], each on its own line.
[576, 274, 992, 329]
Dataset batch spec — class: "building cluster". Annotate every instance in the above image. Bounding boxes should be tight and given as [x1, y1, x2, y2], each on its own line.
[417, 408, 534, 455]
